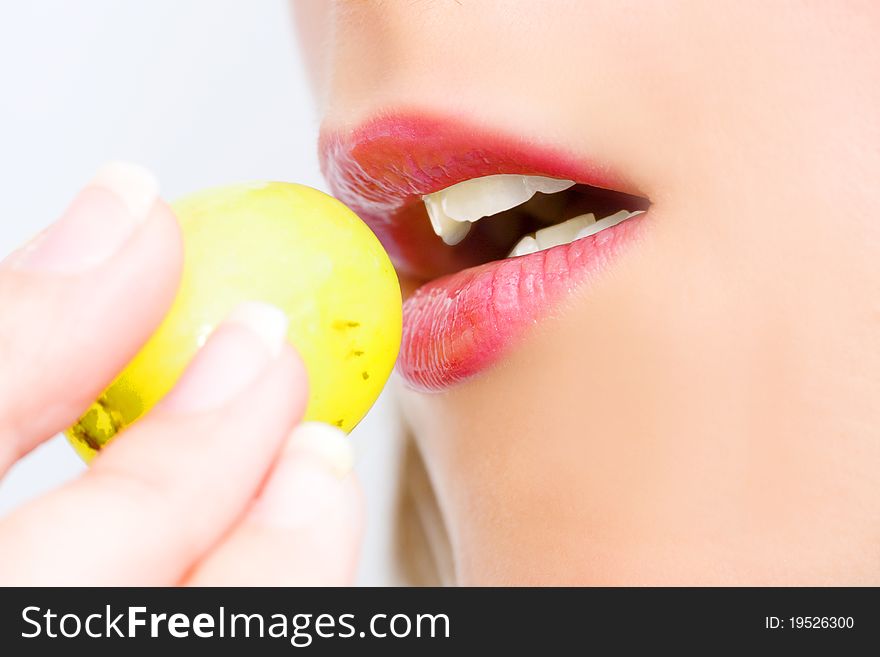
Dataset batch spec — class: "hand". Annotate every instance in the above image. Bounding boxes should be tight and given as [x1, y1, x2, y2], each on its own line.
[0, 163, 362, 585]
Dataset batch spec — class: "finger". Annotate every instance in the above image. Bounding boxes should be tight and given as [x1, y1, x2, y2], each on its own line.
[187, 422, 363, 586]
[0, 163, 182, 474]
[0, 302, 308, 585]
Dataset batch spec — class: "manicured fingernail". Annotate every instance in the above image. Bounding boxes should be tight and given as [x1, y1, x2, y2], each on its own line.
[225, 301, 289, 359]
[288, 422, 354, 478]
[5, 162, 158, 273]
[91, 161, 159, 217]
[250, 422, 355, 528]
[160, 301, 289, 413]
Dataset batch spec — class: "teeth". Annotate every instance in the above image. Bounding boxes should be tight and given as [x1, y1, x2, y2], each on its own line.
[535, 213, 595, 250]
[507, 210, 644, 258]
[574, 210, 639, 240]
[421, 171, 646, 252]
[438, 174, 576, 222]
[423, 194, 473, 246]
[509, 235, 539, 257]
[423, 174, 575, 245]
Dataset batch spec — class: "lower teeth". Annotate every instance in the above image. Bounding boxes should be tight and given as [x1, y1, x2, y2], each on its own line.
[506, 210, 643, 258]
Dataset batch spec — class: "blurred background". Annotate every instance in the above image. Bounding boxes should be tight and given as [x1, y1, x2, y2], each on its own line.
[0, 0, 403, 585]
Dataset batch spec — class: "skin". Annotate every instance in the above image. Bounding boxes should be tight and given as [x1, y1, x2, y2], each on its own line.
[300, 1, 880, 584]
[1, 1, 876, 587]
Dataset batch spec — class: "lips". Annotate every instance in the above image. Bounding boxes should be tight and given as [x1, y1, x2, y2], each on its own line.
[320, 113, 648, 391]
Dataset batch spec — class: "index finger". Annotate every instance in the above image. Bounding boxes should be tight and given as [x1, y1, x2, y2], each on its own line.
[0, 163, 182, 474]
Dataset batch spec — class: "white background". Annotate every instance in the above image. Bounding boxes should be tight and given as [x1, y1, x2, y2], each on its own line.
[0, 0, 402, 585]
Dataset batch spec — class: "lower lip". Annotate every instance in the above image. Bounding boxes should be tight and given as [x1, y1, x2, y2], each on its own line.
[399, 212, 646, 391]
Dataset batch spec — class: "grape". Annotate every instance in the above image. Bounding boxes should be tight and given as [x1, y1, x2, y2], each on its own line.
[67, 182, 401, 459]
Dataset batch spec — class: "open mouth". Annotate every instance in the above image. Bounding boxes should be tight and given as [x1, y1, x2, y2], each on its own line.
[422, 173, 647, 258]
[320, 113, 650, 391]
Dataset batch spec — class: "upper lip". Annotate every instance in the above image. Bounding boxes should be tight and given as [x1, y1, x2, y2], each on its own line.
[319, 112, 641, 281]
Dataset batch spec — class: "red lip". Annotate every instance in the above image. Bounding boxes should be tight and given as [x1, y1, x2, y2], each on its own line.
[320, 113, 646, 391]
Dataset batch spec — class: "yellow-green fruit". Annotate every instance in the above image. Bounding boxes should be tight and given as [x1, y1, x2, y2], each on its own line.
[66, 182, 401, 461]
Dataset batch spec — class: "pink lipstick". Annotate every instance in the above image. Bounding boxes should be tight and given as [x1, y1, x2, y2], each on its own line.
[320, 113, 649, 391]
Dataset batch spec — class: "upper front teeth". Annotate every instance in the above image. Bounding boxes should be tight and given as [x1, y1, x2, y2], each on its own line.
[423, 174, 575, 245]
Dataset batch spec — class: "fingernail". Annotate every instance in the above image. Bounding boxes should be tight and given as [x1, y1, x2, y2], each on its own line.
[288, 422, 354, 478]
[91, 162, 159, 218]
[160, 301, 289, 413]
[250, 422, 355, 528]
[5, 162, 158, 273]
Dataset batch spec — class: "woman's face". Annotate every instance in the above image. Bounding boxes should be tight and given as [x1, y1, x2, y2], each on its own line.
[299, 1, 880, 584]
